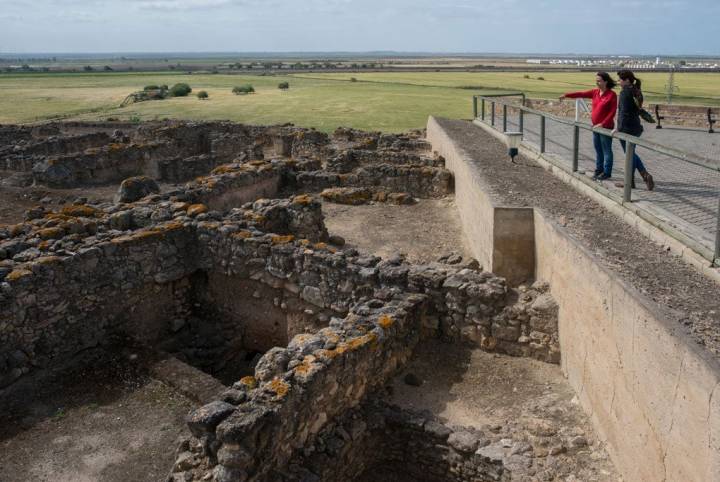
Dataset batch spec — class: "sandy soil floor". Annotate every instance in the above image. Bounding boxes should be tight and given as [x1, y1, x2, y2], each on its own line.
[0, 350, 196, 482]
[390, 340, 619, 482]
[322, 197, 473, 265]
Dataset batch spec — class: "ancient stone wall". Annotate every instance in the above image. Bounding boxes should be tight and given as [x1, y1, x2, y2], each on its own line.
[242, 401, 508, 482]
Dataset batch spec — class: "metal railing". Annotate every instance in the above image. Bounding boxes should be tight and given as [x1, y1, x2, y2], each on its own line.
[472, 94, 720, 266]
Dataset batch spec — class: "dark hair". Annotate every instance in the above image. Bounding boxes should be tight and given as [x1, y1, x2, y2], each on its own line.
[617, 69, 642, 90]
[596, 71, 617, 89]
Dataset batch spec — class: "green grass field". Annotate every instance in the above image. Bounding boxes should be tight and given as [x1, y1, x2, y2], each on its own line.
[1, 71, 718, 132]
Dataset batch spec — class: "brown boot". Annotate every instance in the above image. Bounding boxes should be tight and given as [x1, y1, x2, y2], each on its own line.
[640, 170, 655, 191]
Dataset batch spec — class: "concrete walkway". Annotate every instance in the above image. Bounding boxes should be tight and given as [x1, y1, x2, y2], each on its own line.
[490, 114, 720, 250]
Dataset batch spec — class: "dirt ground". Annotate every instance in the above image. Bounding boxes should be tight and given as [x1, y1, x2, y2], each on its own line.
[322, 198, 473, 265]
[0, 349, 196, 482]
[390, 340, 619, 482]
[435, 118, 720, 359]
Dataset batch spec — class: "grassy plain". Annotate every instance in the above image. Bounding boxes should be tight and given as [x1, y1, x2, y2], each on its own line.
[0, 71, 718, 132]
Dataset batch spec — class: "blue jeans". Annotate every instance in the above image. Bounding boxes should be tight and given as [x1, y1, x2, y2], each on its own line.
[619, 139, 646, 174]
[593, 132, 613, 176]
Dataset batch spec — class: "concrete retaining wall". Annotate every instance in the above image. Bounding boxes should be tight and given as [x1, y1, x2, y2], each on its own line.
[535, 209, 720, 482]
[427, 116, 720, 481]
[426, 116, 534, 285]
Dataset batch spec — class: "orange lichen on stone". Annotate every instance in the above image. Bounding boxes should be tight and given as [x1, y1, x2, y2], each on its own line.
[249, 160, 267, 167]
[239, 376, 258, 389]
[211, 164, 238, 175]
[378, 314, 394, 329]
[37, 227, 65, 240]
[44, 213, 73, 222]
[108, 143, 125, 151]
[187, 204, 209, 217]
[130, 229, 163, 240]
[160, 221, 185, 232]
[312, 242, 337, 254]
[111, 228, 162, 244]
[298, 239, 310, 247]
[36, 256, 61, 265]
[61, 205, 99, 218]
[233, 230, 253, 239]
[6, 269, 32, 281]
[8, 224, 25, 237]
[38, 240, 51, 250]
[316, 349, 341, 361]
[271, 234, 295, 245]
[292, 194, 313, 205]
[293, 355, 317, 375]
[346, 333, 378, 351]
[244, 213, 266, 223]
[267, 378, 290, 398]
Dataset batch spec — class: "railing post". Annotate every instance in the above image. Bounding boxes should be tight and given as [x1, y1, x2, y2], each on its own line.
[473, 97, 478, 119]
[481, 98, 486, 121]
[715, 194, 720, 265]
[540, 116, 546, 153]
[708, 108, 715, 134]
[623, 141, 635, 202]
[572, 125, 579, 172]
[519, 109, 524, 135]
[575, 99, 581, 122]
[491, 102, 495, 126]
[502, 104, 508, 132]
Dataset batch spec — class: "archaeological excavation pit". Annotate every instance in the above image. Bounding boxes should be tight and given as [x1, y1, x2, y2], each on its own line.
[4, 117, 716, 482]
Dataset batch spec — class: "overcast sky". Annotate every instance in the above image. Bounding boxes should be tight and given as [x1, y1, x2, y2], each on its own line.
[1, 0, 716, 55]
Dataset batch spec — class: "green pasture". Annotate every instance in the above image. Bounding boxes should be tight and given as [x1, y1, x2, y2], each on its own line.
[0, 71, 717, 132]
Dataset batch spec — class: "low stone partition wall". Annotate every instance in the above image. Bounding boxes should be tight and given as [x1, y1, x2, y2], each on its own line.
[326, 149, 443, 173]
[295, 164, 453, 199]
[199, 400, 508, 482]
[30, 141, 179, 187]
[427, 116, 720, 481]
[179, 295, 427, 482]
[426, 116, 535, 284]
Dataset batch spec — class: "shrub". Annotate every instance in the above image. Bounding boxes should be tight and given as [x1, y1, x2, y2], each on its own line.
[523, 74, 530, 79]
[537, 76, 545, 81]
[144, 85, 160, 91]
[197, 90, 209, 99]
[168, 83, 192, 97]
[350, 77, 358, 82]
[278, 82, 289, 90]
[232, 84, 255, 95]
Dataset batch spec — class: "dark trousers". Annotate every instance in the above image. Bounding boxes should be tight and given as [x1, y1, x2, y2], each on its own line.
[619, 139, 646, 174]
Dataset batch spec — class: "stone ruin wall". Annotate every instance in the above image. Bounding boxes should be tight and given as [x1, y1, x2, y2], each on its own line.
[0, 121, 562, 481]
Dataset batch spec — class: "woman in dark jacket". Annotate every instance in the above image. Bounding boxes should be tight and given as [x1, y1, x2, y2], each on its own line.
[614, 69, 654, 190]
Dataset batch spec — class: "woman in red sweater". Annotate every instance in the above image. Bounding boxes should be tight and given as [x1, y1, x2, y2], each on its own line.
[560, 72, 618, 180]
